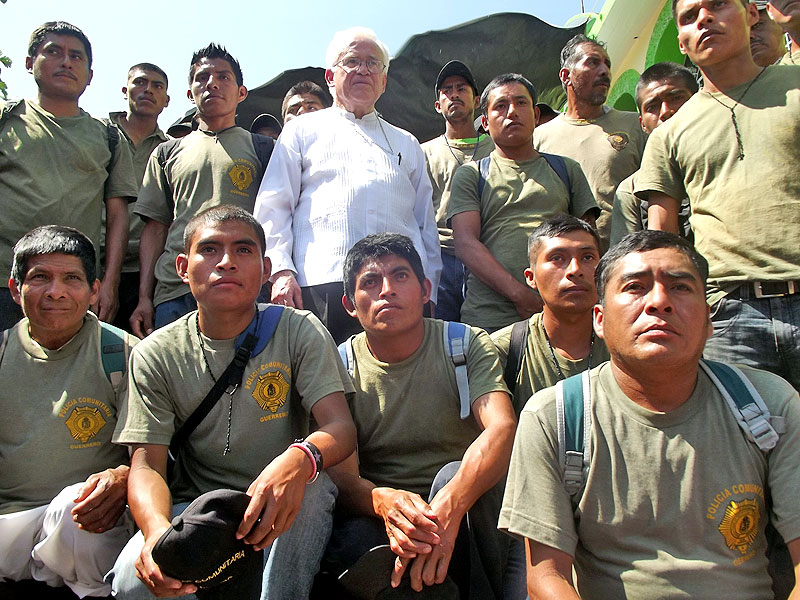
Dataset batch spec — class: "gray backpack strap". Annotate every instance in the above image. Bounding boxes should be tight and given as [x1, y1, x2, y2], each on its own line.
[99, 322, 129, 392]
[443, 321, 471, 419]
[0, 329, 7, 370]
[700, 360, 784, 451]
[503, 319, 529, 393]
[337, 335, 356, 379]
[476, 156, 492, 199]
[556, 370, 592, 497]
[540, 152, 571, 191]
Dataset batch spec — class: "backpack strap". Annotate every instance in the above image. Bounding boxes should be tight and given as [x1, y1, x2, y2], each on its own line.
[503, 319, 529, 393]
[540, 153, 571, 192]
[250, 132, 275, 174]
[337, 335, 356, 379]
[99, 322, 129, 392]
[700, 360, 784, 451]
[238, 304, 284, 357]
[443, 321, 471, 420]
[0, 329, 7, 370]
[476, 156, 492, 199]
[556, 370, 592, 497]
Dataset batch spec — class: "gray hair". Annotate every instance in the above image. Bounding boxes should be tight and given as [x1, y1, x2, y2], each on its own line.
[325, 27, 390, 70]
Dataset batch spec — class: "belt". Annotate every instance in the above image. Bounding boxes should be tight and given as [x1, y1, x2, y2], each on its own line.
[734, 280, 800, 299]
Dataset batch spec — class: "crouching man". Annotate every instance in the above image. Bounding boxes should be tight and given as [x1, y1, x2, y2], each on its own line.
[327, 233, 518, 598]
[0, 226, 136, 597]
[500, 230, 800, 599]
[109, 205, 356, 599]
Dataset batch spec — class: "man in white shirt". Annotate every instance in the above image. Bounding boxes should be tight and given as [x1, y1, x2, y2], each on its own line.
[253, 27, 441, 343]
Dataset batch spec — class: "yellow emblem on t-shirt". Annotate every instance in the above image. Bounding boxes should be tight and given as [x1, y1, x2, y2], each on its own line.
[607, 131, 630, 151]
[65, 406, 107, 444]
[252, 371, 289, 413]
[228, 163, 254, 192]
[718, 498, 760, 555]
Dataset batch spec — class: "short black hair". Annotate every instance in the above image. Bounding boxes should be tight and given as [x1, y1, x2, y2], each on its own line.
[527, 215, 601, 263]
[281, 80, 332, 120]
[343, 233, 426, 302]
[28, 21, 92, 67]
[480, 73, 537, 117]
[595, 230, 709, 304]
[11, 225, 96, 286]
[189, 43, 243, 87]
[128, 62, 169, 88]
[183, 205, 266, 255]
[634, 62, 698, 111]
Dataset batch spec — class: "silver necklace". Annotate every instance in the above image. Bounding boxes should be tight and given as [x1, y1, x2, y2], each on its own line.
[541, 320, 594, 381]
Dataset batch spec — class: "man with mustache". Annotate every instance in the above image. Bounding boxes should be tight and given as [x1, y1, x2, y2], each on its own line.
[0, 21, 137, 331]
[421, 61, 494, 322]
[500, 230, 800, 600]
[750, 1, 787, 66]
[535, 34, 647, 250]
[448, 73, 598, 333]
[130, 44, 274, 338]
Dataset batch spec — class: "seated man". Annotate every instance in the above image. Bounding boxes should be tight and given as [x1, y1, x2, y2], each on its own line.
[109, 205, 356, 600]
[492, 215, 609, 414]
[500, 230, 800, 599]
[328, 233, 518, 598]
[0, 225, 135, 598]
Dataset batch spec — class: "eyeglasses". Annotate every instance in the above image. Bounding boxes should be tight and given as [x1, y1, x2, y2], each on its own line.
[335, 56, 386, 74]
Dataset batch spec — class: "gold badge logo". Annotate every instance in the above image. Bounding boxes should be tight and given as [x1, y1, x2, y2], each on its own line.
[65, 406, 107, 443]
[252, 371, 289, 413]
[228, 163, 254, 192]
[607, 132, 630, 151]
[718, 498, 760, 554]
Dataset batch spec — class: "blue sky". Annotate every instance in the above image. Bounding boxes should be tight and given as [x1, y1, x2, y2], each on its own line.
[1, 0, 601, 127]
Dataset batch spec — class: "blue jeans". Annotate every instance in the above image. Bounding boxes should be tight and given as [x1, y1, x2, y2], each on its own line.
[324, 462, 526, 600]
[108, 473, 337, 600]
[435, 252, 465, 323]
[703, 291, 800, 390]
[154, 293, 197, 330]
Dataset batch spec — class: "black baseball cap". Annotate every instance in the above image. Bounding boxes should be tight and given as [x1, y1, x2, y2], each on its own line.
[152, 489, 263, 596]
[434, 61, 478, 98]
[250, 113, 282, 133]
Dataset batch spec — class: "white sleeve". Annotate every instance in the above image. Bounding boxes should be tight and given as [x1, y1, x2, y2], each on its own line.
[409, 143, 442, 303]
[253, 124, 303, 276]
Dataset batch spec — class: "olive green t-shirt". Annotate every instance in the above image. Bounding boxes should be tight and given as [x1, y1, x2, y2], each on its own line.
[500, 363, 800, 600]
[113, 307, 353, 504]
[0, 100, 137, 286]
[347, 319, 508, 497]
[491, 312, 609, 415]
[447, 152, 598, 330]
[634, 65, 800, 304]
[134, 127, 265, 306]
[610, 172, 642, 247]
[107, 111, 168, 273]
[421, 134, 494, 253]
[0, 313, 135, 514]
[534, 108, 647, 247]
